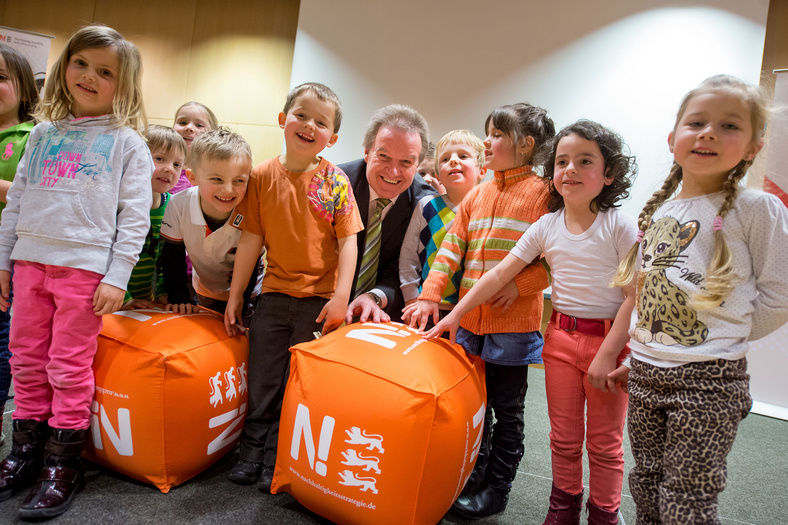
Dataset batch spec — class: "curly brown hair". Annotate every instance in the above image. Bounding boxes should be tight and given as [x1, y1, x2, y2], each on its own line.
[539, 119, 636, 213]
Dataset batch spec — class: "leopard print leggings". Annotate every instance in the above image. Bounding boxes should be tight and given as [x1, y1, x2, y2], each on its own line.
[627, 358, 751, 525]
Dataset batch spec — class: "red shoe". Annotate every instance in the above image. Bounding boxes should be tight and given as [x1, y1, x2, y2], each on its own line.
[542, 483, 583, 525]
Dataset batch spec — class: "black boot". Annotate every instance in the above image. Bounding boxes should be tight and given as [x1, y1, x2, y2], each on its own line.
[459, 406, 493, 498]
[0, 419, 50, 502]
[18, 428, 87, 521]
[451, 445, 523, 519]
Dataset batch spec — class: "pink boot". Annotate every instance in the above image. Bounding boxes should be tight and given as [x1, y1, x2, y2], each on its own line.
[586, 499, 619, 525]
[542, 483, 583, 525]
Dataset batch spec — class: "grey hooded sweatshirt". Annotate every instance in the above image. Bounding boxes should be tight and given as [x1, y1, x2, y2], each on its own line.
[0, 115, 153, 290]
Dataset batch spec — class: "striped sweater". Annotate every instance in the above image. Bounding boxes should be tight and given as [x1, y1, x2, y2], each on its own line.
[125, 192, 170, 302]
[419, 166, 550, 334]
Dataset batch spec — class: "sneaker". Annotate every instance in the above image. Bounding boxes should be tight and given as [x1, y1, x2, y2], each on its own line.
[228, 459, 263, 485]
[256, 466, 275, 494]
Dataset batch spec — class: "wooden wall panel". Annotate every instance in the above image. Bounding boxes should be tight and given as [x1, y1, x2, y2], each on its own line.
[1, 0, 97, 69]
[93, 0, 197, 122]
[0, 0, 298, 163]
[189, 0, 299, 128]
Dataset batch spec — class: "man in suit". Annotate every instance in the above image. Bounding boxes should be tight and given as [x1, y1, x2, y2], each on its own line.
[340, 104, 436, 323]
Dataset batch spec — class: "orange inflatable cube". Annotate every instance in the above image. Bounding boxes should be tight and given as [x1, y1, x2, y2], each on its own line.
[273, 322, 486, 525]
[83, 309, 249, 493]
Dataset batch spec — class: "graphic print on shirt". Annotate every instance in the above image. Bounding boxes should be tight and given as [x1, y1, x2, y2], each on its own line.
[307, 165, 355, 223]
[29, 128, 115, 188]
[2, 141, 14, 161]
[634, 217, 709, 346]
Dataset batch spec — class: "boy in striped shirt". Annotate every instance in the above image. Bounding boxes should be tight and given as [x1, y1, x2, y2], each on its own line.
[122, 126, 186, 309]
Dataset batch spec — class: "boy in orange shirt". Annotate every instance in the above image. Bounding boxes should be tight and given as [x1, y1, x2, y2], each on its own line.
[225, 83, 363, 493]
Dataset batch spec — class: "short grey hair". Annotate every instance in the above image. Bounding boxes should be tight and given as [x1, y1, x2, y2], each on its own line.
[362, 104, 429, 163]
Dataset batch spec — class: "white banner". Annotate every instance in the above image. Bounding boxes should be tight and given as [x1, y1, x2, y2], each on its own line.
[0, 25, 53, 92]
[748, 70, 788, 421]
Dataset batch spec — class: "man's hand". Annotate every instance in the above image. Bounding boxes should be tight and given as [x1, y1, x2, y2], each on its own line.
[223, 294, 246, 337]
[345, 293, 390, 324]
[93, 283, 126, 316]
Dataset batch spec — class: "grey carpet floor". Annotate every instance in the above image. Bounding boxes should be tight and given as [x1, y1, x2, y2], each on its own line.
[1, 367, 786, 524]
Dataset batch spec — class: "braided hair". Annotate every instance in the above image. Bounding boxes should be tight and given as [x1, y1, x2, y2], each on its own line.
[612, 75, 769, 310]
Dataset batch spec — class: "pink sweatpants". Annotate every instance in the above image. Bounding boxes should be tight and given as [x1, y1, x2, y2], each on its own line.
[9, 261, 103, 430]
[542, 319, 629, 511]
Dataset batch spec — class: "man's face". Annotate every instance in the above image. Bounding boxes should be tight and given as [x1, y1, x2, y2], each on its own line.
[364, 126, 421, 200]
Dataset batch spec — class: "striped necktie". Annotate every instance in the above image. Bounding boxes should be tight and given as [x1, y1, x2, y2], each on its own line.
[355, 198, 391, 297]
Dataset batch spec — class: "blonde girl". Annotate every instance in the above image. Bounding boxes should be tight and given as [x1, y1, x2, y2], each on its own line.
[0, 25, 152, 520]
[406, 103, 554, 519]
[171, 101, 218, 193]
[610, 75, 788, 524]
[0, 43, 40, 449]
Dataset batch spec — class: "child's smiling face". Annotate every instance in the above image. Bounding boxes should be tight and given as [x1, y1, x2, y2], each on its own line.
[278, 92, 338, 166]
[150, 147, 185, 195]
[174, 106, 212, 151]
[65, 46, 119, 118]
[669, 90, 762, 196]
[552, 133, 611, 209]
[188, 156, 251, 222]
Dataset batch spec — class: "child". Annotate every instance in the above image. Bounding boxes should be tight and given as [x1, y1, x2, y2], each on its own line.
[426, 120, 638, 525]
[417, 141, 444, 193]
[0, 26, 152, 519]
[225, 82, 362, 494]
[122, 125, 186, 310]
[610, 75, 788, 524]
[171, 101, 218, 193]
[0, 43, 40, 447]
[161, 128, 259, 315]
[399, 129, 484, 321]
[405, 103, 555, 519]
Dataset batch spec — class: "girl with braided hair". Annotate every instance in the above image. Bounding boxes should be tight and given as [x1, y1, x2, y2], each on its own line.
[610, 75, 788, 524]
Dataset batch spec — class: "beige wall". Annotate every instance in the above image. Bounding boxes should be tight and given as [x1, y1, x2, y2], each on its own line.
[0, 0, 300, 164]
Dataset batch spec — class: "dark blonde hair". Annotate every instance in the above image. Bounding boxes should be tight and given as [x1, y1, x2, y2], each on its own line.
[435, 129, 485, 170]
[189, 127, 252, 168]
[146, 125, 187, 159]
[173, 101, 219, 131]
[541, 120, 636, 213]
[0, 43, 39, 123]
[283, 82, 342, 133]
[35, 25, 147, 133]
[613, 75, 769, 308]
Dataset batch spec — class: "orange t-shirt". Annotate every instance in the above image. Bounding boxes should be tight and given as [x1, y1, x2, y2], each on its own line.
[232, 156, 363, 299]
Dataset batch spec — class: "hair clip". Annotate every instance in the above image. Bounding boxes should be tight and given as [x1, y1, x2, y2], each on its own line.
[636, 230, 645, 243]
[712, 216, 723, 231]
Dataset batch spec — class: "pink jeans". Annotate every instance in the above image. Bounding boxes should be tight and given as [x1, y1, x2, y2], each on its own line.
[542, 319, 629, 511]
[9, 261, 103, 430]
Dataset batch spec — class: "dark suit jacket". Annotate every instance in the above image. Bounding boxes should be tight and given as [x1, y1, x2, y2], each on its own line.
[339, 158, 436, 321]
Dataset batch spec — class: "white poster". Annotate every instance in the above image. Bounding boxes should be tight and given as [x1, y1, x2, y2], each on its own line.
[748, 70, 788, 421]
[0, 25, 53, 92]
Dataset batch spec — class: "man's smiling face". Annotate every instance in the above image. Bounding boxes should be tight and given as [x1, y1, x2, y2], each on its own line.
[364, 126, 422, 200]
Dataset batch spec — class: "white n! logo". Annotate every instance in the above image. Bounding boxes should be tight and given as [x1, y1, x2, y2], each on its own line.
[469, 402, 486, 461]
[291, 403, 335, 477]
[90, 401, 133, 456]
[345, 322, 413, 349]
